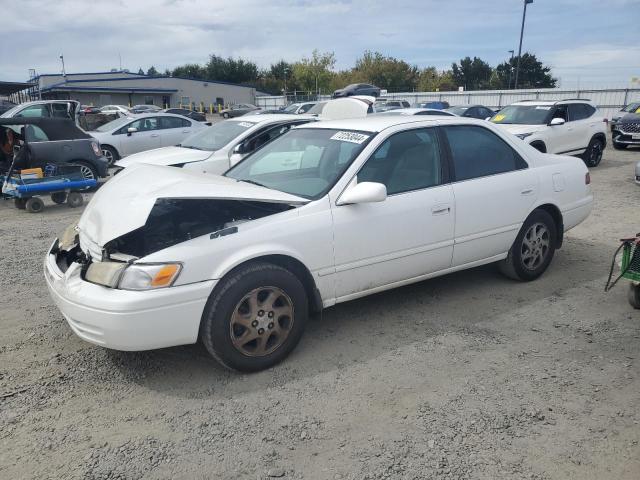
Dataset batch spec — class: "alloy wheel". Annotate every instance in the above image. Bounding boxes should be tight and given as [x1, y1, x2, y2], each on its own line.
[230, 286, 294, 357]
[79, 165, 96, 180]
[521, 222, 550, 270]
[589, 141, 603, 166]
[102, 148, 114, 165]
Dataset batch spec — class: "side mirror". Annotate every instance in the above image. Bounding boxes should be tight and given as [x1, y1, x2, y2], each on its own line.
[549, 117, 565, 126]
[229, 153, 244, 167]
[337, 181, 387, 206]
[127, 127, 138, 135]
[233, 143, 248, 155]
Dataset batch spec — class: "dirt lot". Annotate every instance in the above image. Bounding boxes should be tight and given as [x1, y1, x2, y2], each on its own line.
[1, 146, 639, 480]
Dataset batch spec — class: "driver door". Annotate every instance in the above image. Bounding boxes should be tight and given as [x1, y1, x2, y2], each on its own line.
[330, 127, 455, 300]
[120, 117, 162, 155]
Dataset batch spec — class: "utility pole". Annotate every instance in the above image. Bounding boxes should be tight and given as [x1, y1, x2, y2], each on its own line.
[514, 0, 533, 90]
[59, 54, 66, 78]
[507, 50, 514, 89]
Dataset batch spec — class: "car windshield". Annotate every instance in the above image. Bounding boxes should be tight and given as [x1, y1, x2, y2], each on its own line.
[623, 103, 640, 113]
[180, 120, 256, 151]
[306, 102, 327, 115]
[490, 105, 552, 125]
[447, 106, 469, 115]
[225, 128, 373, 199]
[95, 116, 133, 132]
[283, 104, 300, 113]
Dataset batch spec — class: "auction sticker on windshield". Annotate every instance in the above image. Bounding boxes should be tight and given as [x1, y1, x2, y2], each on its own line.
[492, 114, 505, 122]
[330, 131, 370, 144]
[237, 122, 255, 128]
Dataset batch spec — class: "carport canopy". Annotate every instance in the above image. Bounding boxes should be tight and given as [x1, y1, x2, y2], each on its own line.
[0, 80, 35, 96]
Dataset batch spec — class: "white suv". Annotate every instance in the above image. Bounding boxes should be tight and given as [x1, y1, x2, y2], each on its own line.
[491, 100, 607, 167]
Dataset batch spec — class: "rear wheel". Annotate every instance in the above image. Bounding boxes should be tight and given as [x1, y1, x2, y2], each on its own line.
[200, 262, 308, 372]
[499, 209, 557, 281]
[583, 137, 604, 167]
[72, 161, 98, 181]
[67, 192, 84, 208]
[629, 284, 640, 309]
[51, 192, 67, 204]
[222, 112, 230, 119]
[25, 196, 44, 213]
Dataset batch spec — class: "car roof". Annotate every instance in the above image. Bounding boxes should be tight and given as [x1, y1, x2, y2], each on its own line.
[227, 113, 315, 124]
[298, 114, 484, 133]
[373, 108, 455, 116]
[511, 99, 596, 106]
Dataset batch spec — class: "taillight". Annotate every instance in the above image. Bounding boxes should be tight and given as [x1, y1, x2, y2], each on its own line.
[585, 172, 591, 185]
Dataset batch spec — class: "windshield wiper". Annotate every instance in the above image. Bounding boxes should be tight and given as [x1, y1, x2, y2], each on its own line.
[239, 179, 269, 188]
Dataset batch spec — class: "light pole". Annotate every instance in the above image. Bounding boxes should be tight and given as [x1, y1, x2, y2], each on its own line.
[507, 50, 514, 89]
[514, 0, 533, 90]
[59, 54, 66, 78]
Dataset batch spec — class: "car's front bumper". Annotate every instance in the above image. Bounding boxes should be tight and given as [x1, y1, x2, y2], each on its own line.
[44, 241, 215, 351]
[612, 130, 640, 146]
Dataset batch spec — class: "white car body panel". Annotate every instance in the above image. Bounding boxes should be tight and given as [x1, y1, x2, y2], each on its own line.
[46, 116, 593, 352]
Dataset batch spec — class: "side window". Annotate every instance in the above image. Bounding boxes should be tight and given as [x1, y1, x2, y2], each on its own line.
[443, 125, 527, 182]
[16, 104, 50, 118]
[569, 104, 594, 121]
[357, 128, 442, 195]
[129, 117, 160, 131]
[50, 103, 71, 119]
[299, 103, 313, 113]
[159, 116, 184, 129]
[24, 125, 49, 142]
[245, 124, 291, 152]
[181, 118, 191, 127]
[552, 105, 569, 122]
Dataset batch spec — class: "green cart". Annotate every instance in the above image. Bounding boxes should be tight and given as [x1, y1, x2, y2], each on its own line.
[606, 235, 640, 309]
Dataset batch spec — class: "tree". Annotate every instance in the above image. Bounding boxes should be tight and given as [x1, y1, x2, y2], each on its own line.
[146, 66, 158, 76]
[418, 67, 457, 92]
[292, 50, 336, 93]
[205, 55, 259, 84]
[137, 67, 144, 75]
[351, 51, 419, 92]
[451, 56, 493, 90]
[171, 63, 207, 80]
[495, 53, 556, 89]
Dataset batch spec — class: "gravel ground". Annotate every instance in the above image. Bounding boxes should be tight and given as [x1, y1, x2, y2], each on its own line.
[1, 145, 639, 480]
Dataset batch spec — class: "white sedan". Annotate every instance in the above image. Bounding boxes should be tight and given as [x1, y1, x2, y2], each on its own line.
[45, 115, 593, 371]
[90, 113, 206, 165]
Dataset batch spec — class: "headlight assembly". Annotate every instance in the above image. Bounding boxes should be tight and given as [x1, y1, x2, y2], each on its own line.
[118, 263, 182, 291]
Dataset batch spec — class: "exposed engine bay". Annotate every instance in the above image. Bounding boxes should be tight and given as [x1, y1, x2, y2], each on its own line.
[104, 198, 295, 258]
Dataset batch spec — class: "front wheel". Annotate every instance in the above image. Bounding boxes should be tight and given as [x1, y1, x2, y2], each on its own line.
[222, 112, 230, 119]
[200, 263, 308, 372]
[101, 145, 119, 166]
[583, 137, 604, 167]
[499, 209, 557, 281]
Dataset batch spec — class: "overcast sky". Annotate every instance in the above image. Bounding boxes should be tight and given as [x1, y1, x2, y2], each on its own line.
[1, 0, 639, 88]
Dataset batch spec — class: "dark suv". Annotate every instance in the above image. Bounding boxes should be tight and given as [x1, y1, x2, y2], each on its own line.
[332, 83, 381, 98]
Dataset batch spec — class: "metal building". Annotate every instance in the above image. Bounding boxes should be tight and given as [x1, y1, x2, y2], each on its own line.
[17, 71, 264, 110]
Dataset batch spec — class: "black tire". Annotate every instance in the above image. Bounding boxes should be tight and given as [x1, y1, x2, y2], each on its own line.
[629, 284, 640, 310]
[499, 209, 557, 281]
[222, 112, 230, 119]
[101, 145, 119, 166]
[71, 161, 98, 181]
[14, 198, 27, 209]
[613, 141, 627, 150]
[67, 192, 84, 208]
[583, 137, 604, 167]
[200, 262, 308, 372]
[50, 192, 67, 204]
[25, 196, 44, 213]
[529, 141, 547, 153]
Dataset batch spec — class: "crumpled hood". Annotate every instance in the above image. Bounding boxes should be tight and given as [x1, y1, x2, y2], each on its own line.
[78, 163, 307, 246]
[494, 123, 547, 136]
[114, 146, 213, 168]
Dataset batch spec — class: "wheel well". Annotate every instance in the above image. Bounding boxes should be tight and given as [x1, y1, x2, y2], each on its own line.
[101, 144, 119, 156]
[535, 204, 564, 248]
[592, 132, 607, 148]
[530, 140, 546, 153]
[224, 255, 323, 314]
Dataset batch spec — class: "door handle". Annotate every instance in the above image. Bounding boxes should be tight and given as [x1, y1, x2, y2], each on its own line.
[150, 134, 159, 137]
[182, 130, 189, 133]
[520, 187, 535, 195]
[431, 205, 451, 215]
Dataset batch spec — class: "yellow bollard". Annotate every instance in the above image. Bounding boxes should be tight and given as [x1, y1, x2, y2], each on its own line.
[209, 104, 213, 114]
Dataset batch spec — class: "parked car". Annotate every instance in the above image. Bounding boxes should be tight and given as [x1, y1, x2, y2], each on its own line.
[99, 105, 132, 116]
[332, 83, 381, 98]
[611, 111, 640, 150]
[164, 108, 207, 122]
[414, 101, 450, 110]
[80, 105, 101, 114]
[89, 113, 206, 165]
[375, 100, 411, 112]
[610, 102, 640, 130]
[219, 104, 260, 118]
[115, 114, 316, 173]
[130, 104, 162, 114]
[279, 102, 318, 114]
[46, 115, 592, 371]
[372, 108, 457, 117]
[447, 105, 496, 120]
[1, 117, 108, 179]
[0, 99, 17, 115]
[635, 160, 640, 185]
[1, 100, 80, 121]
[490, 99, 608, 167]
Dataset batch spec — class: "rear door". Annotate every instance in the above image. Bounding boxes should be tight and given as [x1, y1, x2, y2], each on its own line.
[441, 124, 538, 266]
[568, 103, 598, 151]
[159, 116, 193, 147]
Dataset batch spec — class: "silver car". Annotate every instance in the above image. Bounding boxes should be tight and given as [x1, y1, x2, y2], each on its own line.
[89, 113, 206, 165]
